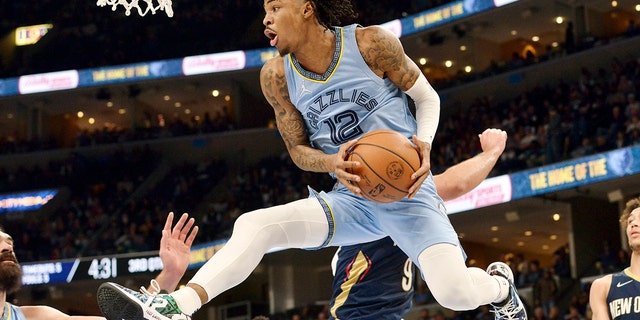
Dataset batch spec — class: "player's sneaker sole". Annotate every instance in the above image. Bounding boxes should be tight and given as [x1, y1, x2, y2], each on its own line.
[98, 282, 146, 320]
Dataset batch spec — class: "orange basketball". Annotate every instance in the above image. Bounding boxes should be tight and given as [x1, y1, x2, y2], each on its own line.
[346, 130, 421, 203]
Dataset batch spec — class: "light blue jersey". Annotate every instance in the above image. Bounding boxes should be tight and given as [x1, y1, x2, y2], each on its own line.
[284, 24, 417, 154]
[1, 303, 26, 320]
[283, 24, 460, 268]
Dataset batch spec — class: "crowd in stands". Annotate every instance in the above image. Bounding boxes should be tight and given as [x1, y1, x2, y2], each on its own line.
[3, 145, 160, 261]
[2, 50, 639, 180]
[3, 143, 228, 261]
[430, 55, 640, 178]
[0, 108, 235, 155]
[77, 109, 235, 146]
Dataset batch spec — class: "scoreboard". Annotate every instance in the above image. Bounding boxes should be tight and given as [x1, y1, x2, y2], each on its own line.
[20, 238, 229, 286]
[21, 253, 163, 285]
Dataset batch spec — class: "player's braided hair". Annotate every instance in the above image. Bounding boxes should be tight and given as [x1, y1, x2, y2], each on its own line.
[621, 196, 640, 227]
[309, 0, 358, 29]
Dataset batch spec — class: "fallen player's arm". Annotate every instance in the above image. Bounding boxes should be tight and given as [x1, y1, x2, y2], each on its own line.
[21, 305, 105, 320]
[434, 128, 506, 201]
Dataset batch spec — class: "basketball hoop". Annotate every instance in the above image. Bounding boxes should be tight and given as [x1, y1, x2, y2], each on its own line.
[96, 0, 174, 17]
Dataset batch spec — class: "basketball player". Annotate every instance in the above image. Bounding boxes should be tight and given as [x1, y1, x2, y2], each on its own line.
[0, 212, 197, 320]
[96, 1, 526, 319]
[589, 196, 640, 320]
[329, 128, 508, 319]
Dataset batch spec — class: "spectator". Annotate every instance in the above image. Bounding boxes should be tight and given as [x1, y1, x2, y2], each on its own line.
[475, 305, 493, 320]
[570, 137, 595, 158]
[534, 269, 558, 316]
[548, 306, 561, 320]
[599, 241, 618, 273]
[565, 22, 575, 54]
[631, 129, 640, 145]
[625, 93, 640, 119]
[563, 305, 585, 320]
[545, 106, 564, 163]
[615, 248, 630, 271]
[431, 310, 446, 320]
[532, 306, 547, 320]
[626, 19, 639, 37]
[516, 253, 530, 287]
[614, 131, 627, 148]
[523, 260, 542, 287]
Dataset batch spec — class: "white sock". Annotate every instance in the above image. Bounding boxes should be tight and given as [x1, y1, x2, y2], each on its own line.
[171, 287, 202, 315]
[492, 276, 511, 303]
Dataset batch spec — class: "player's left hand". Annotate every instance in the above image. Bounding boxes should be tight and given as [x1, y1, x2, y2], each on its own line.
[159, 212, 198, 279]
[408, 135, 432, 199]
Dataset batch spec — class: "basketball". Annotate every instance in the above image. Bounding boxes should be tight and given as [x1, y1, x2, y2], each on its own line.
[346, 130, 421, 203]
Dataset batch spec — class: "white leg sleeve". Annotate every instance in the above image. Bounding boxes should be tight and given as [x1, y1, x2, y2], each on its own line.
[189, 198, 329, 302]
[418, 243, 507, 310]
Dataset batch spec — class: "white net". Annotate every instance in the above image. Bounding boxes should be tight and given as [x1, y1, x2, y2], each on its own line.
[96, 0, 174, 17]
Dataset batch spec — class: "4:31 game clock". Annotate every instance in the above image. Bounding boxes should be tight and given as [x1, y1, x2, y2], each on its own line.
[81, 253, 162, 281]
[86, 257, 118, 280]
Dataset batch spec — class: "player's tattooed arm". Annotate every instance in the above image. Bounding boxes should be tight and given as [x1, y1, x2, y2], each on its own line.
[259, 58, 332, 173]
[260, 58, 307, 150]
[357, 26, 420, 91]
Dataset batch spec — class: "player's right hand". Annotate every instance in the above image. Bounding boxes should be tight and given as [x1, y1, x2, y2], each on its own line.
[478, 128, 507, 156]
